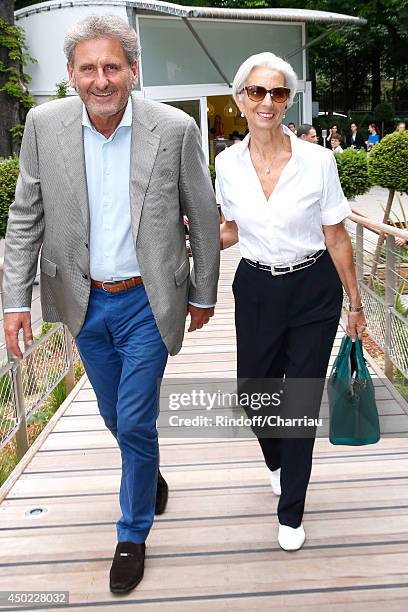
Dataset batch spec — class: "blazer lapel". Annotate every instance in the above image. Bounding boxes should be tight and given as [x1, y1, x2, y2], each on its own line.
[129, 95, 161, 242]
[57, 105, 90, 237]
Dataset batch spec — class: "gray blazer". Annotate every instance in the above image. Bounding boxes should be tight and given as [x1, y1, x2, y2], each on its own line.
[3, 94, 220, 355]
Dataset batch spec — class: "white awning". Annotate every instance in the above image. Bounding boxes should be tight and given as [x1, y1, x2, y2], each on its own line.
[15, 0, 367, 26]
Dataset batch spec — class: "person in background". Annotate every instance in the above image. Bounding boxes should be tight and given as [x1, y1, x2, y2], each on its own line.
[287, 121, 296, 133]
[330, 132, 344, 153]
[366, 123, 380, 150]
[346, 122, 366, 149]
[297, 123, 318, 143]
[216, 51, 365, 553]
[325, 124, 338, 147]
[395, 121, 406, 132]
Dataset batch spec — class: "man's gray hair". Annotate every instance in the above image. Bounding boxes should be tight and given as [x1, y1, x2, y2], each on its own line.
[64, 14, 140, 66]
[232, 52, 298, 109]
[296, 124, 314, 138]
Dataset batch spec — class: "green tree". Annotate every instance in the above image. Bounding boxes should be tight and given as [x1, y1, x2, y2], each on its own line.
[0, 1, 36, 155]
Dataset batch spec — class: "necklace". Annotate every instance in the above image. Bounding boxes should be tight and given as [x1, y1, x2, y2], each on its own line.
[250, 137, 286, 175]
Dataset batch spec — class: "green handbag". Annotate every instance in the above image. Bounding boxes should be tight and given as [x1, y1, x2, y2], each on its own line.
[328, 335, 380, 445]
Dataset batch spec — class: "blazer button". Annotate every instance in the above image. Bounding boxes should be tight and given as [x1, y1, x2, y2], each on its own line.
[82, 274, 89, 280]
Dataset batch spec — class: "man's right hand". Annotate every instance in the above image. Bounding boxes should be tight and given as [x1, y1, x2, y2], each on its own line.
[4, 312, 33, 359]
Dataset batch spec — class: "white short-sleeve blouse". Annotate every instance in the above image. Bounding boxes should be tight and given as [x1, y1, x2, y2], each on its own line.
[215, 124, 351, 265]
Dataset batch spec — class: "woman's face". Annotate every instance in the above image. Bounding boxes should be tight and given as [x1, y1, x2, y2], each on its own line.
[238, 67, 288, 134]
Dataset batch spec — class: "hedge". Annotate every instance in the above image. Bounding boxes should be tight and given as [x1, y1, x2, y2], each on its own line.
[0, 156, 19, 240]
[368, 130, 408, 193]
[334, 148, 371, 200]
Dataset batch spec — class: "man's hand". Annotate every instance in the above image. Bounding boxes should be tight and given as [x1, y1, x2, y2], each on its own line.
[187, 305, 214, 332]
[4, 312, 33, 359]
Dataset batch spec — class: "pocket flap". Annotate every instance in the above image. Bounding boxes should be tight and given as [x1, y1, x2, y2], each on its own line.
[40, 257, 57, 278]
[174, 259, 189, 286]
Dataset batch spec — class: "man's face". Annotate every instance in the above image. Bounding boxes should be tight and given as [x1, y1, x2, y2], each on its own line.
[397, 122, 406, 132]
[67, 37, 138, 118]
[331, 138, 340, 149]
[288, 123, 296, 133]
[301, 128, 317, 143]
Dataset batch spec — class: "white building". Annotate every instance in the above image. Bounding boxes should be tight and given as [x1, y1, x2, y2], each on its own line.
[15, 0, 365, 161]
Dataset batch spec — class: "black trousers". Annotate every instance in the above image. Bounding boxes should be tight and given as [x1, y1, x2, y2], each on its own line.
[233, 251, 342, 528]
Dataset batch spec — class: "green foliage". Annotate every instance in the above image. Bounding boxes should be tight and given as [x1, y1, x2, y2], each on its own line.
[374, 102, 395, 122]
[39, 322, 56, 337]
[74, 360, 85, 382]
[0, 16, 37, 109]
[395, 368, 408, 403]
[0, 440, 18, 487]
[53, 79, 69, 99]
[47, 378, 67, 413]
[368, 131, 408, 193]
[334, 148, 371, 199]
[0, 371, 12, 403]
[9, 123, 24, 143]
[208, 163, 216, 187]
[0, 155, 19, 239]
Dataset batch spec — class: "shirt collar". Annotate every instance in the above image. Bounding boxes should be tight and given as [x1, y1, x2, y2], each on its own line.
[237, 123, 298, 158]
[82, 96, 132, 134]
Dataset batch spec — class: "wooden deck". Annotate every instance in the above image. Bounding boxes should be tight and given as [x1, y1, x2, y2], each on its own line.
[1, 246, 408, 611]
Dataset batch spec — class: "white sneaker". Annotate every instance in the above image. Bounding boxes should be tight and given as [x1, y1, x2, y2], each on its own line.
[269, 468, 281, 496]
[278, 523, 305, 551]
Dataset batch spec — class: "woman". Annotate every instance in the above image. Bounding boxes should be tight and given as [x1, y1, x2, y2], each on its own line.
[215, 53, 366, 551]
[325, 124, 338, 147]
[346, 121, 366, 149]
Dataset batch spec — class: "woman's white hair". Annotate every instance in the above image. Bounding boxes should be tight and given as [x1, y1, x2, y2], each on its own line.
[232, 52, 298, 109]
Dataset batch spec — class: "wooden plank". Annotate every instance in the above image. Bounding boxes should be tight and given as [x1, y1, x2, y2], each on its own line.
[2, 245, 408, 609]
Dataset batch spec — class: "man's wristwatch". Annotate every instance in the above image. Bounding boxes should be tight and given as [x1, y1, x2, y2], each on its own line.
[349, 304, 364, 313]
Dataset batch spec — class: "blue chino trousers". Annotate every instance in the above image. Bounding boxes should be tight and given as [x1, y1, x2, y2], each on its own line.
[75, 283, 168, 543]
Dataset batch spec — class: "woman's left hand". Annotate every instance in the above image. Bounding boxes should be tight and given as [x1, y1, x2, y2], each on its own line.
[346, 310, 367, 341]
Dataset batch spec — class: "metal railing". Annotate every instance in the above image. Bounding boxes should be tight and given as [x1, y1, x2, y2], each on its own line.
[0, 322, 80, 458]
[345, 210, 408, 381]
[0, 263, 80, 458]
[0, 209, 407, 455]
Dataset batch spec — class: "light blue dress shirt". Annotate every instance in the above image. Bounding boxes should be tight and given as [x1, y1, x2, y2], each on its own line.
[83, 97, 139, 281]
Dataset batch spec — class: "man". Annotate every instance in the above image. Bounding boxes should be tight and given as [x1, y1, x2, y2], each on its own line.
[346, 121, 366, 149]
[3, 15, 219, 594]
[287, 121, 296, 133]
[330, 132, 344, 153]
[366, 123, 380, 150]
[395, 121, 406, 132]
[296, 123, 318, 144]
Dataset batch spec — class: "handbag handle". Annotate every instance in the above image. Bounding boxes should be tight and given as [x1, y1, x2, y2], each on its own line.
[330, 335, 365, 379]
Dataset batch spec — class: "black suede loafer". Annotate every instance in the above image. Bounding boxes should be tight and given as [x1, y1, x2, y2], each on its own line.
[109, 541, 145, 594]
[155, 469, 169, 515]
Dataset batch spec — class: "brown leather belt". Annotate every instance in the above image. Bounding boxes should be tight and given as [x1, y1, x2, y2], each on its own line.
[91, 276, 143, 293]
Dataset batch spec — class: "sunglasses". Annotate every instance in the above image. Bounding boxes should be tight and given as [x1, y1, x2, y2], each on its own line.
[242, 85, 290, 103]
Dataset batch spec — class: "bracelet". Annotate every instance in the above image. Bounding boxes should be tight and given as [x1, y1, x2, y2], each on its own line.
[349, 304, 364, 313]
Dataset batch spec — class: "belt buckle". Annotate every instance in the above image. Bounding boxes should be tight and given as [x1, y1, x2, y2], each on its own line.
[101, 280, 117, 292]
[271, 263, 291, 276]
